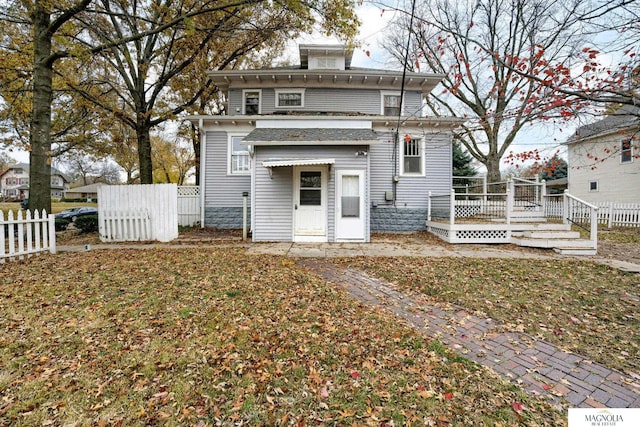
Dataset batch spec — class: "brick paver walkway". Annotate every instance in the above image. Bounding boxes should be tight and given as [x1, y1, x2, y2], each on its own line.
[300, 259, 640, 410]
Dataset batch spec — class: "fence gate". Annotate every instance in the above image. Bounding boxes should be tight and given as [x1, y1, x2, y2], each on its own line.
[177, 186, 200, 227]
[98, 184, 178, 242]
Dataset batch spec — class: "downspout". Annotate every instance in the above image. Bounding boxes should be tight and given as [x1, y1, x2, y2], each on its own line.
[393, 0, 417, 207]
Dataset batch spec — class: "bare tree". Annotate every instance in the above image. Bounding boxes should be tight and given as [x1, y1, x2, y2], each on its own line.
[384, 0, 637, 182]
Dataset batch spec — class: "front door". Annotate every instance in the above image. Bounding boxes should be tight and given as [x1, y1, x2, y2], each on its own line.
[335, 170, 365, 241]
[293, 166, 327, 242]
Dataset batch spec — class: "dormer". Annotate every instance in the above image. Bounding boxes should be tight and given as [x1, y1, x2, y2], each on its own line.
[299, 44, 353, 70]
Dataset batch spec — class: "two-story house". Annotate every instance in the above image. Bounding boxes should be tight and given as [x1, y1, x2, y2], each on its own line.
[189, 44, 462, 242]
[567, 105, 639, 204]
[0, 162, 69, 201]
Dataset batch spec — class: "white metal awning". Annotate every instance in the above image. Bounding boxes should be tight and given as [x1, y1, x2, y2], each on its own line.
[262, 158, 336, 168]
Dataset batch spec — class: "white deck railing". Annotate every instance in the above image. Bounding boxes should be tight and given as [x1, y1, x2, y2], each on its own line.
[1, 210, 56, 262]
[563, 193, 599, 246]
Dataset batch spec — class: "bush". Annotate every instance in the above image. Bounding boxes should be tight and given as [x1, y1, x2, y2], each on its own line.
[55, 218, 70, 232]
[74, 215, 98, 234]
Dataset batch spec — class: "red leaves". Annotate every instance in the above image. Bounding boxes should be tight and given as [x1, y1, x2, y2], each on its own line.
[512, 401, 523, 412]
[443, 391, 454, 400]
[350, 371, 360, 379]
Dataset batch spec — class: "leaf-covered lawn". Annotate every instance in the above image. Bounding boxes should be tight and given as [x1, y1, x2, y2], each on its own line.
[333, 257, 640, 375]
[0, 248, 565, 426]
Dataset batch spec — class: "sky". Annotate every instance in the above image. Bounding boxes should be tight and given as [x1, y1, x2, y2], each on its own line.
[3, 1, 586, 175]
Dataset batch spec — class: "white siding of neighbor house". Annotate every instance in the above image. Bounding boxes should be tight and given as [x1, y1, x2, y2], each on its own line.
[227, 88, 423, 116]
[203, 131, 251, 208]
[369, 129, 452, 208]
[252, 145, 369, 242]
[568, 134, 640, 204]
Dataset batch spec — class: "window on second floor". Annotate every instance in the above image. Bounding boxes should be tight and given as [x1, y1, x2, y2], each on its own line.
[229, 135, 250, 175]
[589, 180, 599, 192]
[275, 89, 304, 108]
[382, 93, 402, 116]
[621, 138, 633, 163]
[243, 90, 261, 114]
[401, 137, 424, 176]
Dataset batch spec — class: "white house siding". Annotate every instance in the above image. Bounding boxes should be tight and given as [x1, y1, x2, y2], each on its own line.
[253, 145, 368, 242]
[227, 88, 422, 116]
[369, 130, 452, 231]
[203, 131, 251, 228]
[568, 135, 640, 204]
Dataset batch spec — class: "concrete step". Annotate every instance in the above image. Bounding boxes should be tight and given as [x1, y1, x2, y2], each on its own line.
[511, 237, 596, 250]
[553, 247, 598, 256]
[522, 230, 581, 239]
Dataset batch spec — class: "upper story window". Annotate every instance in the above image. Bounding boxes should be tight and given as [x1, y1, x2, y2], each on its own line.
[382, 92, 402, 116]
[229, 135, 250, 175]
[276, 89, 304, 108]
[621, 138, 633, 163]
[401, 136, 424, 176]
[243, 90, 261, 115]
[14, 168, 23, 175]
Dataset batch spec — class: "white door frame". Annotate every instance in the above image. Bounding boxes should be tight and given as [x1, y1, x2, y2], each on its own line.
[335, 169, 366, 241]
[292, 165, 328, 242]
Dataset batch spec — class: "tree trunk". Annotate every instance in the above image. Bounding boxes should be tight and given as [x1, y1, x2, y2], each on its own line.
[137, 120, 153, 184]
[29, 3, 53, 213]
[485, 154, 502, 184]
[190, 123, 200, 186]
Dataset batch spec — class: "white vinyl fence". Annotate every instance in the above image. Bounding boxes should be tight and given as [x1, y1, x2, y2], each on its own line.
[595, 202, 640, 227]
[177, 186, 200, 227]
[1, 210, 56, 263]
[98, 184, 178, 242]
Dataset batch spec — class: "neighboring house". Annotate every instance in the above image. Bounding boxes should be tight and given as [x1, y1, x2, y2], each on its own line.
[65, 182, 104, 201]
[0, 162, 69, 201]
[189, 44, 461, 242]
[566, 105, 640, 204]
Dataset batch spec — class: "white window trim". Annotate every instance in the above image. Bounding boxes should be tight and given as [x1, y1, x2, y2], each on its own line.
[275, 88, 305, 108]
[381, 91, 403, 116]
[242, 89, 262, 115]
[400, 136, 425, 176]
[589, 180, 599, 192]
[620, 139, 634, 164]
[228, 133, 251, 176]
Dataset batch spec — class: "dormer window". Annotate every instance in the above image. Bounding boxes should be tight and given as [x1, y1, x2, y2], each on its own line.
[276, 89, 305, 108]
[243, 90, 261, 114]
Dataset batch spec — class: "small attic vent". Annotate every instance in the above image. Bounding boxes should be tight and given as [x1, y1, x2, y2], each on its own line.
[310, 56, 344, 70]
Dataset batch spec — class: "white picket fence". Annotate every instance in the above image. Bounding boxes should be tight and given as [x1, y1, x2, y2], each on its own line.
[1, 210, 56, 263]
[595, 202, 640, 227]
[100, 209, 152, 242]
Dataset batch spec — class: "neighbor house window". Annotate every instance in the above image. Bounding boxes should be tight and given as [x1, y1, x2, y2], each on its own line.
[229, 135, 250, 175]
[402, 137, 424, 175]
[589, 180, 599, 192]
[621, 138, 633, 163]
[243, 90, 261, 115]
[382, 93, 402, 116]
[275, 89, 304, 108]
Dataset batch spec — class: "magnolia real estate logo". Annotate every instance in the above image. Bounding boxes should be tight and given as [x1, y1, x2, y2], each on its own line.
[569, 409, 640, 427]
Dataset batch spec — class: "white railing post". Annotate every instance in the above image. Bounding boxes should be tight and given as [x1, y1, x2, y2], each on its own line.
[450, 189, 455, 225]
[427, 191, 432, 222]
[506, 185, 512, 224]
[17, 210, 24, 260]
[563, 190, 569, 225]
[541, 179, 547, 215]
[48, 212, 56, 254]
[608, 203, 614, 229]
[591, 205, 599, 247]
[482, 175, 487, 205]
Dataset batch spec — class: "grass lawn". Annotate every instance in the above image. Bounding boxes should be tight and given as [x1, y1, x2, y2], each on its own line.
[0, 202, 98, 217]
[332, 257, 640, 375]
[0, 248, 565, 426]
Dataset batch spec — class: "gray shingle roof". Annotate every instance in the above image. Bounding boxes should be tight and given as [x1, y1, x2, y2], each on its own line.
[574, 105, 639, 139]
[243, 128, 379, 144]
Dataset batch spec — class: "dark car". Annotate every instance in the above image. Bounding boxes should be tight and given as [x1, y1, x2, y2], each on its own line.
[20, 199, 28, 210]
[55, 207, 98, 221]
